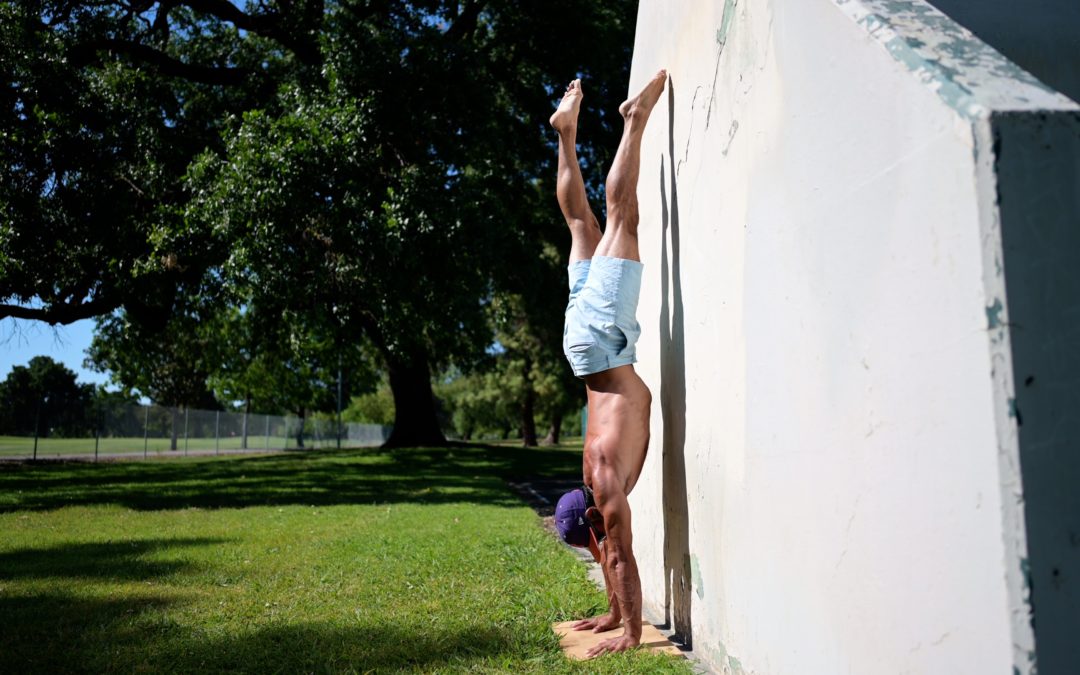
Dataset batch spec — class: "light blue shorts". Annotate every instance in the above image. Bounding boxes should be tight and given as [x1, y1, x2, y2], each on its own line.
[563, 255, 644, 378]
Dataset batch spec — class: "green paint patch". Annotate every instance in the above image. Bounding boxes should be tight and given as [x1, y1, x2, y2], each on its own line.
[717, 0, 738, 50]
[701, 639, 747, 675]
[691, 554, 705, 599]
[842, 1, 1071, 121]
[986, 297, 1005, 329]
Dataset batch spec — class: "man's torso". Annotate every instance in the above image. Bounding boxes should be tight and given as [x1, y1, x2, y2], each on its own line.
[582, 365, 651, 497]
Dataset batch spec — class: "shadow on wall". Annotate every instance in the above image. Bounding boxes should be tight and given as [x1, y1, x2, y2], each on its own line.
[659, 75, 693, 647]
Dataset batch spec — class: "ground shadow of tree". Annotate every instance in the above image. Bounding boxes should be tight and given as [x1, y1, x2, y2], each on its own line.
[0, 591, 518, 673]
[0, 537, 226, 581]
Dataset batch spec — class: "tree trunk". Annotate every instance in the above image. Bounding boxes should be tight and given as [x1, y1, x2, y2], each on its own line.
[520, 356, 537, 444]
[241, 394, 250, 449]
[169, 407, 179, 451]
[543, 410, 563, 445]
[520, 376, 538, 447]
[384, 350, 445, 448]
[296, 407, 306, 449]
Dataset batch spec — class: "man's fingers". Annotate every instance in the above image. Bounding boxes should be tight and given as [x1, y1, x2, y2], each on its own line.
[586, 637, 638, 658]
[586, 638, 614, 657]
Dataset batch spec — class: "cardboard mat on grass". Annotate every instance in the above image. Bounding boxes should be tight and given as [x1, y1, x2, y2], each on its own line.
[551, 621, 684, 660]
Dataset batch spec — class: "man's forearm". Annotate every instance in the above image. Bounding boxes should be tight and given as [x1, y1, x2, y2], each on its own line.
[603, 544, 642, 638]
[600, 552, 622, 621]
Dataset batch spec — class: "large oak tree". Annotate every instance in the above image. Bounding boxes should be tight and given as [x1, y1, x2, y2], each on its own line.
[2, 0, 635, 446]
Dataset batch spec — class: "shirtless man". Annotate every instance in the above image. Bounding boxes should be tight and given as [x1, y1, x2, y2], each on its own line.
[549, 69, 667, 657]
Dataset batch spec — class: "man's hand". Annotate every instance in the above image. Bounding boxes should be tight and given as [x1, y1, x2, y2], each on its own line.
[570, 613, 621, 633]
[585, 506, 606, 538]
[585, 633, 640, 658]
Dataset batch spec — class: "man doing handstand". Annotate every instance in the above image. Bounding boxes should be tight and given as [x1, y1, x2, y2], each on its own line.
[549, 69, 667, 657]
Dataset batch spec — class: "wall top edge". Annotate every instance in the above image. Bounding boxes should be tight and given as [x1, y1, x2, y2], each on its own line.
[832, 0, 1079, 120]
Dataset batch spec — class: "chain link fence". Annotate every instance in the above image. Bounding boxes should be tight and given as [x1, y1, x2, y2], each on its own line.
[0, 401, 390, 461]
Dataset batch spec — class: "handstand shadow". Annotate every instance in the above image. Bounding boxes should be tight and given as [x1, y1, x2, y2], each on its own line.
[659, 75, 693, 648]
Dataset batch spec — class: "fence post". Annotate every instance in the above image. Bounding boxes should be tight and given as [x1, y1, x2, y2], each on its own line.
[32, 394, 40, 461]
[143, 404, 150, 459]
[264, 415, 270, 451]
[215, 410, 220, 456]
[337, 359, 343, 451]
[94, 414, 100, 463]
[183, 407, 189, 456]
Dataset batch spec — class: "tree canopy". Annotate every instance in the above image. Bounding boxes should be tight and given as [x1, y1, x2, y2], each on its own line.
[1, 0, 637, 446]
[0, 356, 94, 437]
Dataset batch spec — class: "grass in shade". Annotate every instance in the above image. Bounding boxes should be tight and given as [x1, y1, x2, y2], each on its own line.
[0, 445, 692, 674]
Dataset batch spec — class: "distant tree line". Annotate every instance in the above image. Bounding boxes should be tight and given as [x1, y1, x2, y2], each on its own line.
[1, 1, 636, 446]
[0, 356, 138, 438]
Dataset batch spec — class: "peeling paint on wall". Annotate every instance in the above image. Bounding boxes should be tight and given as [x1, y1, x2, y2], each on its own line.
[833, 0, 1074, 121]
[707, 0, 739, 130]
[691, 553, 705, 599]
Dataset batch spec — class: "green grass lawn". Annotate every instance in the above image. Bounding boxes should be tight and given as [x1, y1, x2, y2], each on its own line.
[0, 445, 690, 673]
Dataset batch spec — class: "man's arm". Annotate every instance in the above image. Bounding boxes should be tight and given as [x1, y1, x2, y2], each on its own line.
[586, 465, 642, 657]
[571, 507, 621, 632]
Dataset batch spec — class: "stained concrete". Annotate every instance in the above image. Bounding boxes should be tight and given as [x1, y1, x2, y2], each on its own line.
[626, 1, 1080, 673]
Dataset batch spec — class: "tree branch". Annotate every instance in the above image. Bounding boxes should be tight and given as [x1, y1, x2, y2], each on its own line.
[0, 296, 119, 326]
[68, 38, 253, 85]
[180, 0, 322, 65]
[444, 0, 482, 41]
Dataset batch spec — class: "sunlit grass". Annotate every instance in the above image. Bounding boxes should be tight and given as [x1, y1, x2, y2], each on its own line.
[0, 446, 690, 673]
[0, 435, 333, 458]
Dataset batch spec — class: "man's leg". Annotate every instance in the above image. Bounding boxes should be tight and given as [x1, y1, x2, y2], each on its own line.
[550, 79, 601, 264]
[594, 70, 668, 262]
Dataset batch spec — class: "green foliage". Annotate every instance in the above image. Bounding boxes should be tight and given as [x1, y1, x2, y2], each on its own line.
[0, 356, 94, 437]
[343, 384, 395, 426]
[3, 1, 638, 445]
[86, 307, 219, 409]
[0, 0, 298, 325]
[186, 81, 496, 369]
[435, 369, 517, 440]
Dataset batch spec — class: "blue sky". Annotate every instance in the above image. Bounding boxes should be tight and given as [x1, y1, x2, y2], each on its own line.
[0, 317, 110, 386]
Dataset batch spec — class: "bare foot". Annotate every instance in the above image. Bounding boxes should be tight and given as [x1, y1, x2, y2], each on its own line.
[618, 69, 667, 124]
[550, 78, 583, 133]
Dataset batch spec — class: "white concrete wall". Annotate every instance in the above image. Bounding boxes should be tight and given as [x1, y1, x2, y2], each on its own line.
[626, 1, 1079, 673]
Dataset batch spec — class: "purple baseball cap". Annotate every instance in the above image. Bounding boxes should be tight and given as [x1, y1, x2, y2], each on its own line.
[555, 488, 591, 547]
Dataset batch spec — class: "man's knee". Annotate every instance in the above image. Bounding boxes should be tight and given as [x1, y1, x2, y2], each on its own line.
[605, 205, 639, 232]
[568, 215, 602, 235]
[605, 172, 636, 205]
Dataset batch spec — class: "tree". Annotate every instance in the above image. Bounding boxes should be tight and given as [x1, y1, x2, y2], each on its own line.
[4, 1, 638, 447]
[186, 87, 497, 447]
[435, 369, 518, 441]
[0, 356, 94, 437]
[0, 0, 315, 326]
[86, 305, 220, 449]
[344, 384, 395, 427]
[187, 2, 637, 446]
